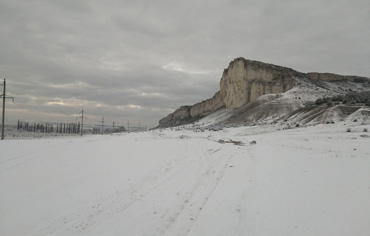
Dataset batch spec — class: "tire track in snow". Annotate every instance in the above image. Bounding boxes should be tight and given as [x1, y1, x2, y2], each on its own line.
[0, 148, 57, 172]
[31, 136, 239, 236]
[1, 139, 81, 172]
[31, 138, 207, 236]
[0, 151, 36, 164]
[155, 139, 239, 236]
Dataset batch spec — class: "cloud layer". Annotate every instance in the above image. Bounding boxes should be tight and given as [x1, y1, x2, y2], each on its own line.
[1, 0, 369, 128]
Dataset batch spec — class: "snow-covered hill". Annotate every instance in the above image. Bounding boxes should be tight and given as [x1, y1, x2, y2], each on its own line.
[1, 123, 370, 236]
[224, 77, 370, 126]
[158, 58, 370, 129]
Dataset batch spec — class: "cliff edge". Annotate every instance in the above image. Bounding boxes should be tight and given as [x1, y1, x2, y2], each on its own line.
[158, 57, 369, 128]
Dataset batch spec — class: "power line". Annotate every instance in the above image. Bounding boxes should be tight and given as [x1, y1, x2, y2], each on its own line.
[76, 109, 87, 136]
[101, 117, 104, 134]
[1, 79, 15, 140]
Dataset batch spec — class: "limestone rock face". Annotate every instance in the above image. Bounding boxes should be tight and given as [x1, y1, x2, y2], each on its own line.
[158, 57, 369, 128]
[158, 106, 191, 126]
[190, 91, 224, 117]
[159, 58, 299, 127]
[305, 72, 368, 82]
[220, 58, 298, 108]
[219, 59, 249, 108]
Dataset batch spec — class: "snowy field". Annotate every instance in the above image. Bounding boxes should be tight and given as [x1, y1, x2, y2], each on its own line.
[1, 123, 370, 236]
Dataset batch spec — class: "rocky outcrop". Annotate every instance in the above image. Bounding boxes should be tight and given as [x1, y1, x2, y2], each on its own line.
[305, 72, 368, 82]
[190, 91, 224, 117]
[158, 57, 370, 128]
[159, 106, 191, 127]
[220, 58, 298, 108]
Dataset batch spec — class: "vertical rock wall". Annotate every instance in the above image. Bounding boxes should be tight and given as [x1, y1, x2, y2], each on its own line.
[220, 58, 297, 108]
[158, 57, 299, 127]
[158, 106, 191, 126]
[190, 91, 224, 117]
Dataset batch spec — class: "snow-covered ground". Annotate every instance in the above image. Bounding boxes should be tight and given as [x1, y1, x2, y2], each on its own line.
[1, 123, 370, 236]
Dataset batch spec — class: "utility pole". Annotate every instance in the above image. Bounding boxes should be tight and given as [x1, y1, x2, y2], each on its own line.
[1, 79, 14, 140]
[112, 122, 115, 134]
[101, 117, 105, 134]
[127, 120, 129, 132]
[76, 109, 87, 136]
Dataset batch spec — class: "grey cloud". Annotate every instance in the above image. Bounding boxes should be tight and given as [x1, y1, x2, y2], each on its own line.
[1, 0, 369, 128]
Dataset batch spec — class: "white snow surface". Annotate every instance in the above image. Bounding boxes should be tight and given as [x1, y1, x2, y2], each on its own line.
[1, 123, 370, 236]
[194, 108, 234, 127]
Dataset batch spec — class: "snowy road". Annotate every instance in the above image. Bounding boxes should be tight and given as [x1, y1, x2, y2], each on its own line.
[1, 124, 370, 236]
[1, 131, 238, 236]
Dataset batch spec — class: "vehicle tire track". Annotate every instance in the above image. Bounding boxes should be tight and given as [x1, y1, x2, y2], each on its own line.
[156, 139, 239, 236]
[31, 136, 239, 236]
[31, 140, 200, 236]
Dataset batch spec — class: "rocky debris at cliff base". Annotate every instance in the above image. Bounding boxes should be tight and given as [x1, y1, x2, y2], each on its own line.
[217, 139, 244, 146]
[249, 140, 257, 145]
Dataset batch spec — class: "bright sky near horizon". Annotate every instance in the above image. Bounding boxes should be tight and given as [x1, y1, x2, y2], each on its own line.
[1, 0, 369, 128]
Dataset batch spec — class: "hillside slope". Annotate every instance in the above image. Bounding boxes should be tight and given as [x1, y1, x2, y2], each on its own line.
[158, 58, 370, 128]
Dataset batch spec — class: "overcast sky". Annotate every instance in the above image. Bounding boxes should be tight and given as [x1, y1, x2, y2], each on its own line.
[1, 0, 369, 128]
